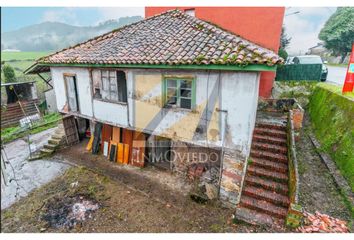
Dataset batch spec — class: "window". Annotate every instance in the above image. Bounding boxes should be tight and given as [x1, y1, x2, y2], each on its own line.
[163, 78, 195, 110]
[98, 70, 127, 103]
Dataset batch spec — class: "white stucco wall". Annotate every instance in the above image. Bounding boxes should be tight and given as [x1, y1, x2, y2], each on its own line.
[50, 67, 259, 156]
[44, 89, 57, 113]
[51, 67, 93, 117]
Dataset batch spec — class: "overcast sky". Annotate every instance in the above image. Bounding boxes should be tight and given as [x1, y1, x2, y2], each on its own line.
[1, 7, 336, 55]
[283, 7, 336, 55]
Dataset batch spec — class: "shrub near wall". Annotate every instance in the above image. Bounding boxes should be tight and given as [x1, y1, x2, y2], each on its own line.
[309, 83, 354, 191]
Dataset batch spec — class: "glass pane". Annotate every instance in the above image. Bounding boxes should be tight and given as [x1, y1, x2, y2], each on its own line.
[102, 77, 109, 91]
[180, 89, 191, 98]
[180, 79, 192, 89]
[110, 80, 117, 92]
[167, 97, 177, 105]
[167, 88, 177, 97]
[180, 98, 191, 109]
[102, 71, 108, 78]
[167, 80, 177, 87]
[109, 71, 116, 78]
[110, 91, 118, 102]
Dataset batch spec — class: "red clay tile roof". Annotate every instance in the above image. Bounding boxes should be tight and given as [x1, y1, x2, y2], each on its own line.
[36, 10, 283, 67]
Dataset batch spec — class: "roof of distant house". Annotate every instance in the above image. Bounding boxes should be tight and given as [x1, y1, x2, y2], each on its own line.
[26, 10, 283, 74]
[1, 81, 36, 87]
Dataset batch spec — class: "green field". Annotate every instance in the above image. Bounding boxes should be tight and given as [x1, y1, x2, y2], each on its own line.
[1, 51, 50, 61]
[1, 51, 52, 100]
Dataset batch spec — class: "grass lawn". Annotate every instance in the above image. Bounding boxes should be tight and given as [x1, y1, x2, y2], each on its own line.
[1, 113, 62, 144]
[319, 82, 354, 99]
[1, 51, 52, 100]
[1, 51, 50, 61]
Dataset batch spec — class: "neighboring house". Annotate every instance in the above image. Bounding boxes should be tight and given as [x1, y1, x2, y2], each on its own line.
[1, 81, 40, 127]
[26, 10, 283, 207]
[145, 7, 285, 98]
[306, 43, 327, 56]
[306, 43, 350, 64]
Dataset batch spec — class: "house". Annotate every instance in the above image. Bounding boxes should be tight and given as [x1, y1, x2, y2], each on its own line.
[145, 7, 285, 98]
[1, 81, 40, 127]
[25, 10, 283, 208]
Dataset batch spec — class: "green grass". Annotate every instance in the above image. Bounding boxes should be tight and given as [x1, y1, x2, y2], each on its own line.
[318, 82, 354, 99]
[1, 51, 50, 61]
[1, 113, 61, 144]
[1, 51, 52, 100]
[309, 84, 354, 191]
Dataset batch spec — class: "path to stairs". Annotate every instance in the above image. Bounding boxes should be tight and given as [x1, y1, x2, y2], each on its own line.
[235, 114, 290, 226]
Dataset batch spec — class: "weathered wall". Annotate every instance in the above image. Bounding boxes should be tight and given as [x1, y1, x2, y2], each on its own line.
[309, 84, 354, 191]
[51, 67, 259, 154]
[50, 66, 260, 207]
[44, 89, 58, 113]
[51, 67, 93, 117]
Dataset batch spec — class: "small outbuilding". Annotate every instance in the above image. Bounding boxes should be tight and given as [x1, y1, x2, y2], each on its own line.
[1, 81, 40, 128]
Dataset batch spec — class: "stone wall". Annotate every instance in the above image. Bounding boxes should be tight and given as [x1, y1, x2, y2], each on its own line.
[171, 141, 221, 177]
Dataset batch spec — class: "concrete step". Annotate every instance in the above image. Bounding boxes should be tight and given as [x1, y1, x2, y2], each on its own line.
[240, 195, 288, 219]
[44, 143, 58, 150]
[252, 142, 288, 155]
[48, 139, 61, 145]
[250, 150, 288, 164]
[253, 134, 287, 147]
[52, 134, 64, 140]
[40, 148, 54, 155]
[253, 128, 287, 139]
[245, 175, 289, 195]
[235, 206, 284, 227]
[243, 185, 290, 207]
[250, 157, 288, 173]
[256, 122, 287, 131]
[248, 165, 288, 183]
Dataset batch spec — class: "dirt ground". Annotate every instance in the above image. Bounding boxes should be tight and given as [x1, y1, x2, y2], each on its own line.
[296, 114, 353, 230]
[1, 140, 283, 233]
[2, 117, 352, 233]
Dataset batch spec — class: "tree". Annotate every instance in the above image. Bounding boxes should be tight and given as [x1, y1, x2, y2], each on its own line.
[2, 64, 16, 83]
[319, 7, 354, 63]
[279, 26, 291, 60]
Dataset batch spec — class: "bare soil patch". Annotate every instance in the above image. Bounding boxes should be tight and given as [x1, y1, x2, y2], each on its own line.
[2, 141, 283, 233]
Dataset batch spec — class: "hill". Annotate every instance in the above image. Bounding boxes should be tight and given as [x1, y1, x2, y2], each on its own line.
[1, 16, 143, 52]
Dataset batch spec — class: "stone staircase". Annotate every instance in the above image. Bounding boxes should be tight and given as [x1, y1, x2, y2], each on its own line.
[235, 121, 290, 226]
[29, 124, 66, 160]
[40, 124, 66, 156]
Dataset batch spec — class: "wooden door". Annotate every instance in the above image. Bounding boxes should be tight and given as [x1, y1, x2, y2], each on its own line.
[62, 115, 79, 145]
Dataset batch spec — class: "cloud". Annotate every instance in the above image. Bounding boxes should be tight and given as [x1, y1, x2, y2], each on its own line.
[42, 8, 80, 25]
[284, 7, 336, 55]
[96, 7, 144, 23]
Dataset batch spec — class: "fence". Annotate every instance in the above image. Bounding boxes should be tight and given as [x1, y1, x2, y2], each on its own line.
[275, 64, 322, 81]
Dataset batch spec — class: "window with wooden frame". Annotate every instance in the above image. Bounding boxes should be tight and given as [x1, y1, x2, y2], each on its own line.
[98, 70, 127, 103]
[163, 77, 196, 110]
